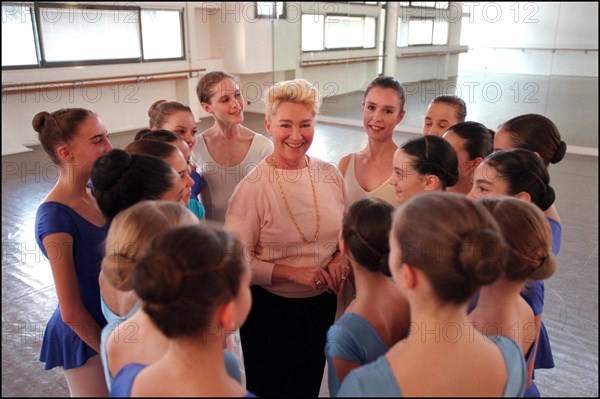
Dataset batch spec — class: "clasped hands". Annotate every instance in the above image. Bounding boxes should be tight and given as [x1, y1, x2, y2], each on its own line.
[312, 251, 350, 295]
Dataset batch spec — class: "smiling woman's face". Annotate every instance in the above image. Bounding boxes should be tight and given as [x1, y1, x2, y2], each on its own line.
[266, 102, 315, 169]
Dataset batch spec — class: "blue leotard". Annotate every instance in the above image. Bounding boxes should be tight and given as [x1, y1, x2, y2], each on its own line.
[36, 201, 108, 370]
[337, 336, 526, 397]
[191, 170, 204, 200]
[325, 313, 391, 396]
[470, 216, 561, 371]
[111, 350, 244, 397]
[100, 300, 142, 389]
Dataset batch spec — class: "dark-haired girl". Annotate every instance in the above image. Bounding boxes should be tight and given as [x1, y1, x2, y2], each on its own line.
[338, 76, 406, 206]
[147, 99, 204, 201]
[442, 121, 494, 195]
[124, 138, 200, 220]
[338, 192, 526, 397]
[493, 115, 567, 380]
[471, 197, 557, 397]
[469, 148, 553, 203]
[132, 129, 205, 220]
[390, 135, 459, 205]
[336, 76, 407, 318]
[494, 113, 566, 228]
[325, 197, 410, 396]
[33, 108, 112, 396]
[468, 149, 560, 395]
[90, 148, 186, 222]
[423, 94, 467, 136]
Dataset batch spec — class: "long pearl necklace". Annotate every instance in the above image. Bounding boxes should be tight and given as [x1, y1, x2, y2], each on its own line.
[271, 157, 320, 244]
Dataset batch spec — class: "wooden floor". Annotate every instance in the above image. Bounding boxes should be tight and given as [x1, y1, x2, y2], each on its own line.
[2, 84, 598, 397]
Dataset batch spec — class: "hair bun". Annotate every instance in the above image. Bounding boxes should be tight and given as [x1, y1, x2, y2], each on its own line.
[378, 252, 391, 277]
[134, 250, 184, 305]
[91, 149, 133, 191]
[445, 170, 459, 188]
[32, 111, 53, 133]
[102, 254, 135, 291]
[148, 99, 167, 117]
[538, 185, 556, 211]
[457, 228, 507, 287]
[529, 252, 557, 280]
[134, 128, 153, 141]
[551, 140, 567, 164]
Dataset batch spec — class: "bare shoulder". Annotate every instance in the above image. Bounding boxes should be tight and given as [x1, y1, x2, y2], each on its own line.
[545, 204, 562, 224]
[42, 191, 61, 204]
[338, 153, 353, 176]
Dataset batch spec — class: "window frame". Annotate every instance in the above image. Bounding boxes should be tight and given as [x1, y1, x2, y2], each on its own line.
[35, 3, 143, 68]
[254, 2, 287, 20]
[2, 3, 41, 70]
[399, 2, 449, 9]
[397, 14, 449, 47]
[2, 2, 185, 70]
[301, 12, 378, 53]
[140, 7, 186, 63]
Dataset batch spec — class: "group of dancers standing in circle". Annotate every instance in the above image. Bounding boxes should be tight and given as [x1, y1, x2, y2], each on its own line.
[33, 71, 566, 397]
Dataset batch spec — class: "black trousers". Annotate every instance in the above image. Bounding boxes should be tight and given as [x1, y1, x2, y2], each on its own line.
[241, 285, 337, 398]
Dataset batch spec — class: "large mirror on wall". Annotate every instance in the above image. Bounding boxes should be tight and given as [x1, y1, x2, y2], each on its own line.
[270, 1, 598, 151]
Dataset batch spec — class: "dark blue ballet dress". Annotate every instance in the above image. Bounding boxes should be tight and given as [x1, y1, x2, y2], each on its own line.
[468, 217, 562, 396]
[524, 217, 561, 373]
[191, 170, 204, 200]
[35, 202, 108, 370]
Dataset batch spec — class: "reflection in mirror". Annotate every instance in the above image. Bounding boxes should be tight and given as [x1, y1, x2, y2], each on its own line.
[271, 2, 597, 151]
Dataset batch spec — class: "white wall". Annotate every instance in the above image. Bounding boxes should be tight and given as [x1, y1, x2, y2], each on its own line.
[273, 4, 300, 72]
[1, 59, 191, 155]
[459, 2, 599, 77]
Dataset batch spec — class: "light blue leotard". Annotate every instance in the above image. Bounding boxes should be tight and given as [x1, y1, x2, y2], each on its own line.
[337, 335, 526, 397]
[325, 312, 391, 396]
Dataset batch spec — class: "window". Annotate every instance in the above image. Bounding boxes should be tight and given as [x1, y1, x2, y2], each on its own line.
[302, 14, 377, 51]
[302, 14, 324, 51]
[398, 17, 448, 46]
[407, 18, 433, 45]
[2, 4, 38, 67]
[1, 2, 184, 69]
[255, 2, 286, 19]
[141, 9, 184, 60]
[38, 5, 141, 64]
